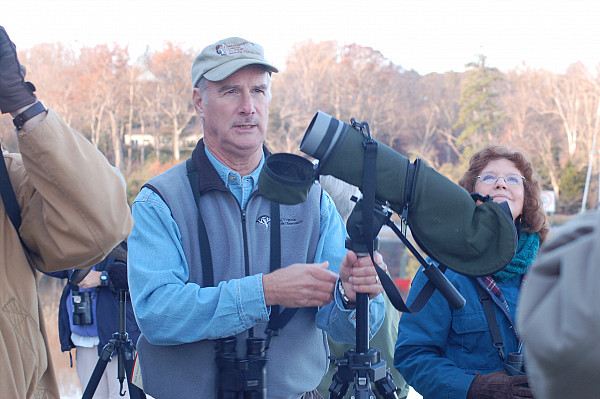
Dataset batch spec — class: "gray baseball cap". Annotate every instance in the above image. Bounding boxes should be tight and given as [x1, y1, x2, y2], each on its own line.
[191, 37, 278, 86]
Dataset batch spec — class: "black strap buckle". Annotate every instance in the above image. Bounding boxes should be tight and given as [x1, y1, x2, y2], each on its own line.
[264, 328, 279, 350]
[494, 343, 506, 361]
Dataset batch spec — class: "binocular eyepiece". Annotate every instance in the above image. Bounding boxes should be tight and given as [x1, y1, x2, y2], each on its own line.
[72, 290, 93, 325]
[215, 336, 267, 399]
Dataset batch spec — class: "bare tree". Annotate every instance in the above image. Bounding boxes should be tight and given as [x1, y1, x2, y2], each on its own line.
[147, 42, 196, 161]
[542, 62, 598, 159]
[269, 40, 339, 154]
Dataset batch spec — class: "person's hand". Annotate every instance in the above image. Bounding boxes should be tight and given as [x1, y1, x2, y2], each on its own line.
[262, 262, 338, 308]
[0, 26, 37, 114]
[338, 250, 385, 304]
[78, 270, 102, 289]
[467, 370, 534, 399]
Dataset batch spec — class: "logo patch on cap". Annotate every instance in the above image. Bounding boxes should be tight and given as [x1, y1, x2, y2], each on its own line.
[215, 44, 229, 56]
[215, 41, 262, 57]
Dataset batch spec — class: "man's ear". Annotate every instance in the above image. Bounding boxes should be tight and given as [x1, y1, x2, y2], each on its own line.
[192, 88, 204, 118]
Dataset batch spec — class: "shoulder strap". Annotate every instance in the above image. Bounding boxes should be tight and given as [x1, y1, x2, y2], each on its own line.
[0, 152, 22, 232]
[475, 281, 505, 361]
[265, 200, 298, 347]
[186, 158, 215, 288]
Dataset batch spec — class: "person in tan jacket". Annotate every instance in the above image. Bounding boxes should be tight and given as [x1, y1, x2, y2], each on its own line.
[0, 26, 133, 399]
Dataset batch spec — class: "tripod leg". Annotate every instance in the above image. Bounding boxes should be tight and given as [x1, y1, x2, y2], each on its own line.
[328, 367, 350, 399]
[123, 348, 146, 399]
[351, 368, 377, 399]
[374, 369, 400, 399]
[82, 342, 115, 399]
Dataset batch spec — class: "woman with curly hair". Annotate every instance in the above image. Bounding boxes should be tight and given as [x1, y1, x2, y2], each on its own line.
[395, 146, 549, 399]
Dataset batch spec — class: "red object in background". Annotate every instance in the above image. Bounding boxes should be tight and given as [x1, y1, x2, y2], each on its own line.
[394, 278, 411, 294]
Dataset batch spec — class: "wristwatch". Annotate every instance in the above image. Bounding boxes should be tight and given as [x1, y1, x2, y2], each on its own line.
[13, 101, 46, 130]
[100, 271, 109, 287]
[337, 280, 353, 309]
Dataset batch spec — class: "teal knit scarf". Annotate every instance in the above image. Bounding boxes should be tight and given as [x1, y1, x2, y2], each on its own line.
[493, 231, 540, 281]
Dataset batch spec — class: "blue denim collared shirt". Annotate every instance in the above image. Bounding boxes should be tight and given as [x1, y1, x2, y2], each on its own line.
[128, 147, 384, 346]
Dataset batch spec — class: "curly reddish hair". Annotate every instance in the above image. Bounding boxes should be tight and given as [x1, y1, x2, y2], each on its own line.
[458, 146, 549, 243]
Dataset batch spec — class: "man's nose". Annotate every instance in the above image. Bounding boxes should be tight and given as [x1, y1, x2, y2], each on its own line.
[238, 92, 255, 115]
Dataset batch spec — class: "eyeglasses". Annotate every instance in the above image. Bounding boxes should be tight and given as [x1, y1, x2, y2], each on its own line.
[476, 174, 525, 186]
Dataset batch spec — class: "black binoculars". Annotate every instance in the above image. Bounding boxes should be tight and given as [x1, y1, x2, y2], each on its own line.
[72, 290, 93, 325]
[505, 352, 526, 376]
[215, 336, 267, 399]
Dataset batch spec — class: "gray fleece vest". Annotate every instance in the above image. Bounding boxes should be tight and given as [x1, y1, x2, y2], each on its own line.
[136, 160, 327, 399]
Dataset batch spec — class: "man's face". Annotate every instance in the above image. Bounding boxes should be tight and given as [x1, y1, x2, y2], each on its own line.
[194, 65, 271, 163]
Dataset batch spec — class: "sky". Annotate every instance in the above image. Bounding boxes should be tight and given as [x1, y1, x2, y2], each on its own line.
[3, 0, 600, 75]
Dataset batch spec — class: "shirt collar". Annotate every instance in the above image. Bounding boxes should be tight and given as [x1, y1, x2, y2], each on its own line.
[204, 146, 264, 188]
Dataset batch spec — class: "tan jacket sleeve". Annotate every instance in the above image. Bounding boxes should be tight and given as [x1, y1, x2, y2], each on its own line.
[517, 210, 600, 399]
[9, 109, 133, 271]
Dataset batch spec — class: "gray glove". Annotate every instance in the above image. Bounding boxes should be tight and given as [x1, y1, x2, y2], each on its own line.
[0, 26, 37, 114]
[467, 370, 534, 399]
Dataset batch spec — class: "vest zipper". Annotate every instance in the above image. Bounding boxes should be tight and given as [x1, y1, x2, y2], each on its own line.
[241, 209, 250, 277]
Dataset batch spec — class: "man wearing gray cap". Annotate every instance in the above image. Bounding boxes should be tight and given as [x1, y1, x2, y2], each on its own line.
[127, 38, 385, 399]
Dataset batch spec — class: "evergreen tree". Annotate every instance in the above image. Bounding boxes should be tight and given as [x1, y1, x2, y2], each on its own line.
[557, 160, 586, 213]
[454, 54, 506, 166]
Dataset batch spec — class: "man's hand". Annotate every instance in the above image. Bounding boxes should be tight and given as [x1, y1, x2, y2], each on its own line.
[0, 26, 37, 114]
[78, 270, 102, 290]
[262, 262, 338, 308]
[338, 250, 385, 304]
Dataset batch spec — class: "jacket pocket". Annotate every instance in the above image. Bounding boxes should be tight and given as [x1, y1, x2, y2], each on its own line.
[450, 310, 498, 370]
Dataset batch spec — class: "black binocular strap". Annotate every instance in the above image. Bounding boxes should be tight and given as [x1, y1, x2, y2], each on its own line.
[265, 201, 298, 346]
[0, 152, 22, 232]
[185, 159, 296, 343]
[475, 282, 506, 362]
[0, 151, 33, 255]
[186, 158, 215, 288]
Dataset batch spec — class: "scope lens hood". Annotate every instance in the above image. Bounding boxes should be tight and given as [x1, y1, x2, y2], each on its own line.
[258, 153, 317, 205]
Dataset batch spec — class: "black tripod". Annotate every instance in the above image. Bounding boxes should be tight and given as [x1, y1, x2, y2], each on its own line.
[328, 198, 399, 399]
[81, 289, 146, 399]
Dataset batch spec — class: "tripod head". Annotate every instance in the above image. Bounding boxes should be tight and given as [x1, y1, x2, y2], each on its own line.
[344, 196, 391, 355]
[345, 195, 390, 255]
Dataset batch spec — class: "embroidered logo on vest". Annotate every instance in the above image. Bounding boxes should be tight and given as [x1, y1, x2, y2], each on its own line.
[256, 216, 303, 228]
[256, 215, 270, 229]
[281, 218, 302, 226]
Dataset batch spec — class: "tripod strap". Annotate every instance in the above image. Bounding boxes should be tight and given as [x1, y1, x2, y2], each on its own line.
[361, 134, 377, 262]
[362, 135, 446, 313]
[359, 130, 421, 313]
